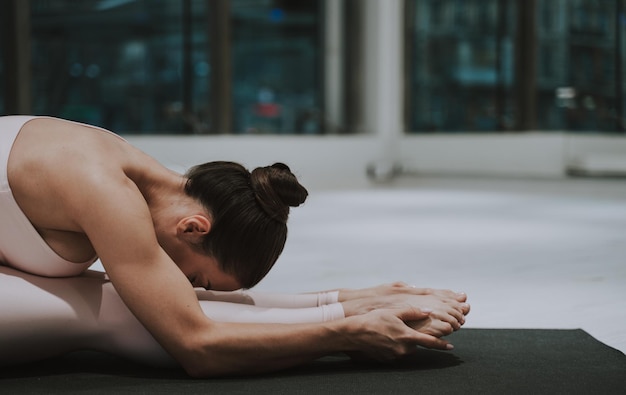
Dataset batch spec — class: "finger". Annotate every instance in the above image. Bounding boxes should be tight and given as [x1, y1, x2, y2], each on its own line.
[450, 303, 470, 317]
[409, 332, 454, 351]
[429, 306, 464, 328]
[408, 319, 454, 337]
[394, 306, 432, 322]
[407, 287, 434, 296]
[390, 284, 433, 296]
[445, 306, 466, 326]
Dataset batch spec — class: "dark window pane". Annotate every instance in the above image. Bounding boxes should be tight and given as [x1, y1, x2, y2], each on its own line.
[30, 0, 209, 134]
[231, 0, 322, 134]
[621, 0, 626, 130]
[406, 0, 517, 132]
[536, 0, 622, 133]
[0, 27, 4, 114]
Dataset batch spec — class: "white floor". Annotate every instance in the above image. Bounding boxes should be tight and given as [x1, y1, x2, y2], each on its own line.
[252, 176, 626, 354]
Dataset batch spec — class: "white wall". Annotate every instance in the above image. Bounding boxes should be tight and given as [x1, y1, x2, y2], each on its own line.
[126, 135, 382, 190]
[566, 135, 626, 175]
[128, 131, 626, 191]
[399, 133, 567, 178]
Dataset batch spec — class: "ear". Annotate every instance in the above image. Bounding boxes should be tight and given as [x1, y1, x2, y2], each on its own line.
[176, 215, 212, 244]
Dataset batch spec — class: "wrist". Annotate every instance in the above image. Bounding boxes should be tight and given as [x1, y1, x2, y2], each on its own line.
[318, 290, 340, 306]
[325, 316, 360, 352]
[337, 288, 360, 302]
[340, 297, 377, 317]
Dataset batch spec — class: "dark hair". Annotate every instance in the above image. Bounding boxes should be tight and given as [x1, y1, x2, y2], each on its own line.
[184, 161, 308, 288]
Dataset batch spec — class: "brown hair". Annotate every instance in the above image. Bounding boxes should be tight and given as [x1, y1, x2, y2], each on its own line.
[184, 161, 308, 288]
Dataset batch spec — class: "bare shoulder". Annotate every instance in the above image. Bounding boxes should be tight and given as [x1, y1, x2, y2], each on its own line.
[10, 117, 162, 243]
[11, 118, 134, 183]
[65, 167, 162, 265]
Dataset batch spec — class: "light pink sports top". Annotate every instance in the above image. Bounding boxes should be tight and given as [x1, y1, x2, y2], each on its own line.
[0, 116, 100, 277]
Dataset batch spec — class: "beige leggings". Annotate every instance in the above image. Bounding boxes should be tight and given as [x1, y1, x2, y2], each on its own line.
[0, 266, 344, 367]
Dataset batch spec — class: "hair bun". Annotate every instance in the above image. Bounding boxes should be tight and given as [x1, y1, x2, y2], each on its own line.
[250, 163, 308, 223]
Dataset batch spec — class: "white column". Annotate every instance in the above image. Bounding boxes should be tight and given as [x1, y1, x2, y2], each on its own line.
[362, 0, 405, 178]
[324, 0, 345, 134]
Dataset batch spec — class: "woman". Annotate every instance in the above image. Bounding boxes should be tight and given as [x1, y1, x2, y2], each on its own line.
[0, 115, 469, 377]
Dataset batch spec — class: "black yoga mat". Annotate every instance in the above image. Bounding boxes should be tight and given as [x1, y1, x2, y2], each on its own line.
[2, 329, 625, 394]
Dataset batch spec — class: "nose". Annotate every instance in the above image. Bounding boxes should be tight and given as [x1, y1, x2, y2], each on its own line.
[197, 275, 212, 291]
[187, 274, 206, 290]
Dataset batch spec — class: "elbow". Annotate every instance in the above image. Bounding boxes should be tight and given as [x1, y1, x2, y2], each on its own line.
[183, 360, 219, 379]
[177, 343, 223, 378]
[175, 330, 233, 378]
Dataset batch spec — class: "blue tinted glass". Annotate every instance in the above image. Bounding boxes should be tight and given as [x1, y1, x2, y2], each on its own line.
[0, 27, 3, 114]
[231, 0, 321, 134]
[407, 0, 517, 132]
[622, 0, 626, 129]
[536, 0, 621, 132]
[30, 0, 209, 134]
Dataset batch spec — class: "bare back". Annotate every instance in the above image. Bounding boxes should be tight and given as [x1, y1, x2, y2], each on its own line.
[7, 117, 167, 263]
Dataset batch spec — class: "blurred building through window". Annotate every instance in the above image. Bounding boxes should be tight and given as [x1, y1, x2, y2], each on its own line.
[0, 26, 4, 115]
[536, 0, 623, 132]
[406, 0, 517, 132]
[231, 0, 322, 134]
[406, 0, 626, 133]
[25, 0, 322, 134]
[2, 0, 625, 134]
[30, 0, 209, 133]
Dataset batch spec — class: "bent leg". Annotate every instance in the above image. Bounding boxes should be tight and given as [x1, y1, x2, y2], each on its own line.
[0, 266, 104, 366]
[0, 267, 343, 367]
[0, 266, 175, 367]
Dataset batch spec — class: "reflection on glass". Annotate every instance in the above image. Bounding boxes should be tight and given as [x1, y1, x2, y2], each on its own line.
[406, 0, 517, 132]
[30, 0, 209, 134]
[0, 38, 3, 114]
[407, 0, 625, 133]
[536, 0, 622, 132]
[231, 0, 322, 134]
[622, 0, 626, 130]
[0, 21, 4, 114]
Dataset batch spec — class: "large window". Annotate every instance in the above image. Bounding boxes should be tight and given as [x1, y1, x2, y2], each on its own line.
[406, 0, 626, 134]
[536, 0, 623, 132]
[0, 27, 4, 115]
[30, 0, 209, 133]
[231, 0, 322, 134]
[406, 0, 517, 132]
[1, 0, 325, 134]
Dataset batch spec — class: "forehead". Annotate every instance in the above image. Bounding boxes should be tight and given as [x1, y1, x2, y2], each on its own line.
[205, 258, 243, 291]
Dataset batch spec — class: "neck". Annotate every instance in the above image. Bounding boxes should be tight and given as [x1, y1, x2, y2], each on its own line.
[139, 170, 208, 250]
[129, 164, 187, 235]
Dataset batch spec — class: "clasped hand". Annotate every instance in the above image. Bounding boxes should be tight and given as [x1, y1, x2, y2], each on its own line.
[336, 283, 470, 361]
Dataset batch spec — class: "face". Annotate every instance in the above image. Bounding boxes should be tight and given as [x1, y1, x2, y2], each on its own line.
[157, 213, 242, 291]
[170, 245, 242, 291]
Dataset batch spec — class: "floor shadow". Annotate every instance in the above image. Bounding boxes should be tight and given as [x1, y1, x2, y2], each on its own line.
[1, 347, 462, 381]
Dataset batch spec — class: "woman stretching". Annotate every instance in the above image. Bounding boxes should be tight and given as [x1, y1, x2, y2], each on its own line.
[0, 116, 469, 376]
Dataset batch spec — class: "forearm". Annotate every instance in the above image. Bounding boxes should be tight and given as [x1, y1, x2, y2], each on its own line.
[198, 299, 345, 323]
[197, 289, 341, 308]
[103, 260, 347, 376]
[185, 320, 350, 377]
[186, 306, 447, 377]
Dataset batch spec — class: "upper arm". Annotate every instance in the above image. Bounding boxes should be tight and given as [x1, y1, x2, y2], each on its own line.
[63, 171, 212, 360]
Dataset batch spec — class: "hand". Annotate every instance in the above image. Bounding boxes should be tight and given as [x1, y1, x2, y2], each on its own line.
[339, 282, 469, 309]
[343, 307, 453, 362]
[340, 284, 470, 335]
